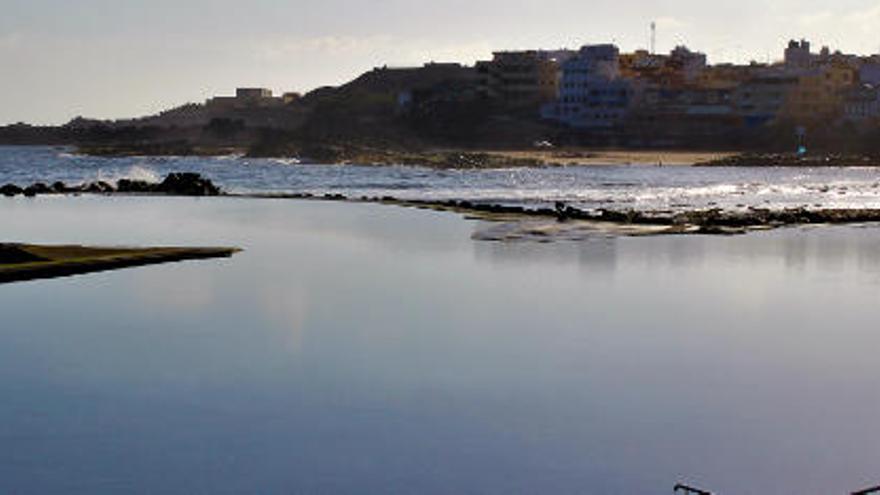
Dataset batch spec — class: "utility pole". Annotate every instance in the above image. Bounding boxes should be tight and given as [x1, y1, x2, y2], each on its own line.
[651, 21, 657, 55]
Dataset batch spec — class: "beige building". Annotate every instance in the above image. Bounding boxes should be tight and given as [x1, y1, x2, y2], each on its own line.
[781, 64, 857, 122]
[477, 50, 574, 109]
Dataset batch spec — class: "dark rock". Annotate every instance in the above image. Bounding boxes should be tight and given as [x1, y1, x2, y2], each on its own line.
[555, 201, 568, 221]
[22, 182, 51, 197]
[116, 179, 156, 193]
[0, 184, 22, 197]
[83, 181, 115, 194]
[155, 173, 220, 196]
[699, 152, 880, 168]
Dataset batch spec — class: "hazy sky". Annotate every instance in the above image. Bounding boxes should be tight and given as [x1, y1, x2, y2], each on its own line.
[4, 0, 880, 124]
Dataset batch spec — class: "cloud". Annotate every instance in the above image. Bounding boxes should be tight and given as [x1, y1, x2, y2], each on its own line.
[415, 40, 495, 63]
[797, 11, 834, 27]
[254, 34, 493, 66]
[0, 32, 23, 50]
[790, 4, 880, 35]
[258, 35, 395, 59]
[842, 3, 880, 33]
[654, 17, 688, 29]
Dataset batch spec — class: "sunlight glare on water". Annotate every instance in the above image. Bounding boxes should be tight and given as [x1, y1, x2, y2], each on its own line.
[5, 145, 880, 212]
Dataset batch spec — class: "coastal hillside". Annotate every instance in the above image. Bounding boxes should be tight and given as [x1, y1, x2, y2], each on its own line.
[7, 38, 880, 159]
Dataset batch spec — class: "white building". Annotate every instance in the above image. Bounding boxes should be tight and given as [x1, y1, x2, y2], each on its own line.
[542, 44, 636, 128]
[844, 84, 880, 121]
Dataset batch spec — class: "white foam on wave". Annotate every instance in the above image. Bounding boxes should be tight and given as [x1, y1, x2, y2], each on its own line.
[268, 158, 302, 166]
[213, 153, 246, 161]
[96, 165, 161, 184]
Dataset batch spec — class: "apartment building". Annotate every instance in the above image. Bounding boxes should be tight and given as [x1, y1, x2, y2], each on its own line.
[477, 50, 574, 109]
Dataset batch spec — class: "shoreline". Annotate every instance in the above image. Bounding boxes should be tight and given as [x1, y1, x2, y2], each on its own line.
[15, 142, 880, 168]
[6, 172, 880, 238]
[63, 143, 737, 167]
[482, 149, 738, 167]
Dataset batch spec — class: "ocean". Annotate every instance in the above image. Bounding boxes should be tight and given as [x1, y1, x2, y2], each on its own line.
[2, 146, 880, 494]
[4, 145, 880, 212]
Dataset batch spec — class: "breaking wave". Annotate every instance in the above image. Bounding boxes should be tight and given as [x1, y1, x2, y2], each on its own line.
[9, 146, 880, 213]
[96, 165, 162, 185]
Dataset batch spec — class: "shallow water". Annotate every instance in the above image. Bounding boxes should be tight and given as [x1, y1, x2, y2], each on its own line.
[6, 145, 880, 212]
[2, 196, 880, 494]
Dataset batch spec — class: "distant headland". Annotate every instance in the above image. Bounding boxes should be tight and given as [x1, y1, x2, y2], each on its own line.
[5, 38, 880, 163]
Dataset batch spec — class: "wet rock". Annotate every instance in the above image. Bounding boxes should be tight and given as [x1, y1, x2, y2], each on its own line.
[116, 179, 156, 193]
[83, 181, 116, 194]
[50, 181, 69, 193]
[22, 183, 52, 197]
[598, 209, 639, 224]
[554, 201, 568, 220]
[1, 184, 22, 197]
[155, 173, 220, 196]
[699, 152, 880, 167]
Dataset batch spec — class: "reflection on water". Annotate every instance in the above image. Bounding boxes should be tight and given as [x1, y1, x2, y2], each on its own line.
[474, 236, 620, 277]
[2, 197, 880, 494]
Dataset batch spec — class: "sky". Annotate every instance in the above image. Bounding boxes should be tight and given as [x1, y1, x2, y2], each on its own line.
[4, 0, 880, 124]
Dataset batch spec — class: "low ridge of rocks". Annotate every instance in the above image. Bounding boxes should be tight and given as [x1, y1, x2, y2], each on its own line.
[1, 172, 221, 198]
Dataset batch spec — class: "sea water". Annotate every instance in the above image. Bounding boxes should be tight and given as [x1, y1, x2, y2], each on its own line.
[1, 195, 880, 494]
[5, 145, 880, 213]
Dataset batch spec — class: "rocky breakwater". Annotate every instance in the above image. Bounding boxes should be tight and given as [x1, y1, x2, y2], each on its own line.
[1, 173, 221, 198]
[281, 192, 880, 236]
[698, 153, 880, 167]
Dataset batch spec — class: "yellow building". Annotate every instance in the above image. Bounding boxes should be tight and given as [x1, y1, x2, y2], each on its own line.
[696, 64, 765, 90]
[781, 64, 857, 122]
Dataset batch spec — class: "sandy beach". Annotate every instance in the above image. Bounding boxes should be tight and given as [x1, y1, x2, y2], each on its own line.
[484, 149, 738, 166]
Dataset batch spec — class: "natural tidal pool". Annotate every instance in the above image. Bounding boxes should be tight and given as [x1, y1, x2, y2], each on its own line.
[2, 196, 880, 494]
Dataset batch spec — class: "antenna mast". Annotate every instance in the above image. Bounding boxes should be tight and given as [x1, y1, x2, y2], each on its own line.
[651, 21, 657, 54]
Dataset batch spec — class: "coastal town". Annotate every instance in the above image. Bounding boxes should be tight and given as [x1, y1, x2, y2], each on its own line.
[10, 1, 880, 491]
[5, 37, 880, 157]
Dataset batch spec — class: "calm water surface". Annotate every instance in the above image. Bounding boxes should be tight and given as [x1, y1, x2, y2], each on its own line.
[2, 197, 880, 494]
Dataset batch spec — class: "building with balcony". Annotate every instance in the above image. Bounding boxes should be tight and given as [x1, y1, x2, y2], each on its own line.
[541, 44, 636, 128]
[620, 46, 707, 87]
[477, 50, 575, 109]
[733, 74, 799, 127]
[781, 64, 857, 122]
[843, 84, 880, 122]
